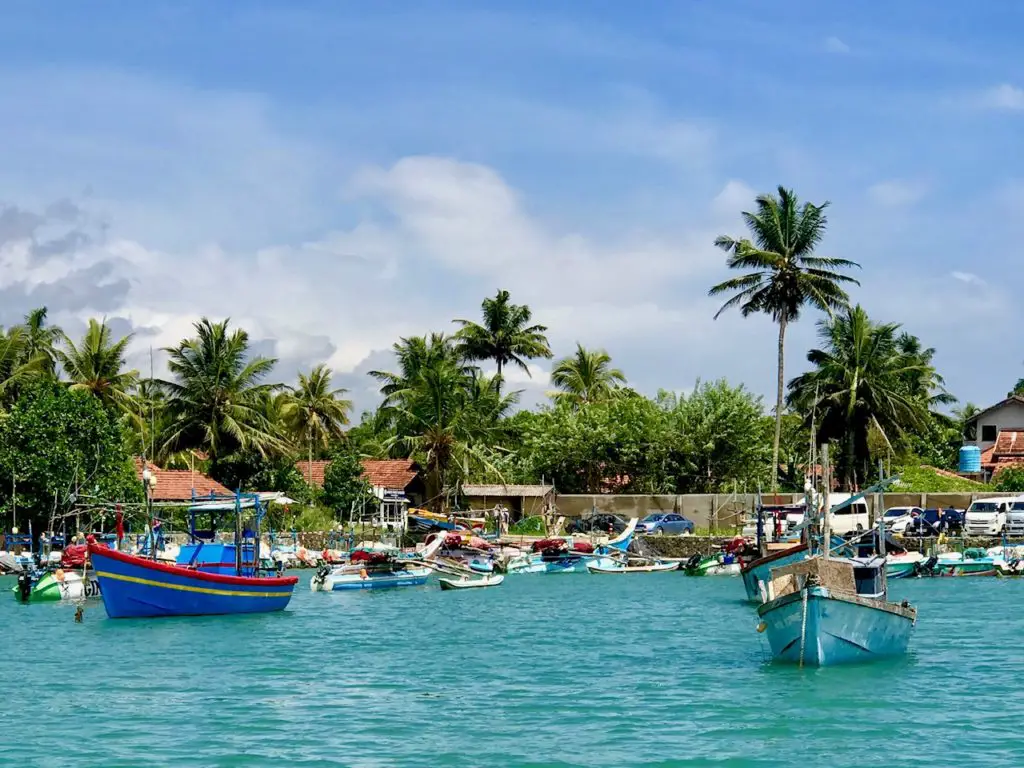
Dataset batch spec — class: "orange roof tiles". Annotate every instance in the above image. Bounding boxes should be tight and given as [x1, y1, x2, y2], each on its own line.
[296, 458, 420, 490]
[134, 458, 233, 501]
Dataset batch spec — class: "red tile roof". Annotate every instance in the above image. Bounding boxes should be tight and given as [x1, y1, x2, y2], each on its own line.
[296, 458, 421, 490]
[980, 430, 1024, 475]
[134, 458, 232, 502]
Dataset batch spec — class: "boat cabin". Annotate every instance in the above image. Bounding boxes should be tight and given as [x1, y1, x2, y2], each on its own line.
[765, 556, 888, 603]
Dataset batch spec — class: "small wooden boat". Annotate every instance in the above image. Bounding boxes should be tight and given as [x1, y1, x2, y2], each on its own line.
[757, 556, 916, 666]
[439, 574, 505, 590]
[586, 560, 678, 574]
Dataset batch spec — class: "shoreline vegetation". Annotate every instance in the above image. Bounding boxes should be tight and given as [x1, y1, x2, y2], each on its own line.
[0, 187, 1020, 536]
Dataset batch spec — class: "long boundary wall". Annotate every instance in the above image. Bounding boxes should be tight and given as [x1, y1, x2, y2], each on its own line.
[554, 492, 1010, 531]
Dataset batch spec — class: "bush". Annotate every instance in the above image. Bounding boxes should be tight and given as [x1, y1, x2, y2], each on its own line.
[322, 450, 374, 517]
[994, 466, 1024, 493]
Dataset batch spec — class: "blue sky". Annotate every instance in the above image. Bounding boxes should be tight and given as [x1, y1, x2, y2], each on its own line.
[1, 1, 1022, 413]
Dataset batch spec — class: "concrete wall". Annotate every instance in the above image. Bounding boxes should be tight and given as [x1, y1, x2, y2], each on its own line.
[975, 400, 1024, 448]
[555, 492, 1010, 531]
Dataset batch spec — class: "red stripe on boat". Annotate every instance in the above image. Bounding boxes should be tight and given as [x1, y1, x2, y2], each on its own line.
[88, 545, 298, 586]
[740, 543, 808, 575]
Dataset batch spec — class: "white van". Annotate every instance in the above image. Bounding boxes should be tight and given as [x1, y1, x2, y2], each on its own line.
[827, 493, 871, 535]
[965, 497, 1018, 536]
[1004, 497, 1024, 537]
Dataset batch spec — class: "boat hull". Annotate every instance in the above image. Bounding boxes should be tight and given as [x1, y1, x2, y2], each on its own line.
[757, 586, 915, 666]
[587, 561, 678, 574]
[320, 567, 430, 590]
[506, 554, 592, 574]
[439, 574, 504, 590]
[89, 546, 297, 619]
[741, 545, 808, 601]
[12, 571, 102, 602]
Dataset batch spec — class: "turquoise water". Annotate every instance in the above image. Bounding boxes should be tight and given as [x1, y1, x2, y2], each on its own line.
[2, 572, 1022, 767]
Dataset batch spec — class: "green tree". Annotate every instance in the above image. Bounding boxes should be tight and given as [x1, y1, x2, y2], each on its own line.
[57, 318, 139, 416]
[709, 185, 860, 491]
[454, 289, 552, 390]
[22, 307, 62, 377]
[519, 393, 666, 493]
[372, 335, 517, 510]
[659, 380, 771, 493]
[283, 364, 352, 478]
[994, 466, 1024, 493]
[549, 343, 626, 407]
[0, 380, 143, 532]
[1014, 379, 1024, 396]
[161, 318, 284, 464]
[0, 326, 44, 411]
[322, 450, 374, 518]
[788, 306, 938, 488]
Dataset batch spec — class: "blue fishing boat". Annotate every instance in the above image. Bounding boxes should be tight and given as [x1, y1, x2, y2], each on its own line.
[89, 546, 297, 618]
[756, 556, 916, 666]
[310, 550, 430, 591]
[741, 544, 808, 602]
[90, 491, 298, 618]
[755, 453, 916, 666]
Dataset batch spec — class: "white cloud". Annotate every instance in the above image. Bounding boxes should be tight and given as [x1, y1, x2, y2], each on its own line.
[824, 36, 851, 54]
[867, 179, 929, 207]
[976, 84, 1024, 111]
[951, 271, 986, 286]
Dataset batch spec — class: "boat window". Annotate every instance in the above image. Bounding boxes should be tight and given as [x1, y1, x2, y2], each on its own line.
[853, 565, 884, 597]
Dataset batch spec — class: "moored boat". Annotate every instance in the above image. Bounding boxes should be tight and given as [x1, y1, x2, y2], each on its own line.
[439, 574, 504, 590]
[90, 546, 298, 618]
[756, 556, 916, 666]
[741, 544, 809, 600]
[310, 550, 431, 591]
[11, 569, 102, 602]
[586, 559, 678, 574]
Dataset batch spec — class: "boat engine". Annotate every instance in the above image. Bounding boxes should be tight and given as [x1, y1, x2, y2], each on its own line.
[16, 571, 33, 603]
[684, 553, 703, 572]
[311, 563, 331, 591]
[913, 556, 938, 577]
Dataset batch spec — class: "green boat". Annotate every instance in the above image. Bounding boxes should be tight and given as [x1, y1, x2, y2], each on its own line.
[682, 553, 741, 576]
[11, 570, 101, 602]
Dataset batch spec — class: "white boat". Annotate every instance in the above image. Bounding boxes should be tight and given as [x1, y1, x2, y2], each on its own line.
[439, 574, 505, 590]
[586, 560, 679, 574]
[311, 564, 431, 591]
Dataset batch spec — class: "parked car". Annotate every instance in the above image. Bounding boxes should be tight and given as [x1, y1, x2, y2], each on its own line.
[566, 514, 629, 535]
[965, 498, 1016, 536]
[882, 506, 922, 534]
[638, 513, 695, 536]
[907, 508, 965, 537]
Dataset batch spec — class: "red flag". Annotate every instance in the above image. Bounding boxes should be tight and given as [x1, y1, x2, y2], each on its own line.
[115, 504, 124, 544]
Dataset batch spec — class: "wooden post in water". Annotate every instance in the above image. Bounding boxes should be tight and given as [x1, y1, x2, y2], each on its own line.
[234, 492, 243, 577]
[821, 445, 830, 560]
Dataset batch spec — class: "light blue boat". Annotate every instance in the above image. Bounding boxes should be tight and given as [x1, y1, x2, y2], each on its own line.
[740, 544, 808, 602]
[505, 519, 638, 575]
[756, 556, 917, 666]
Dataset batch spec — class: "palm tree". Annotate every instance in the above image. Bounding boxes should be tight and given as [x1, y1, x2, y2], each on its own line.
[709, 185, 860, 490]
[370, 333, 470, 403]
[161, 318, 284, 463]
[57, 318, 139, 415]
[283, 364, 353, 487]
[22, 307, 62, 376]
[0, 326, 44, 410]
[549, 343, 626, 407]
[788, 306, 935, 488]
[454, 289, 552, 389]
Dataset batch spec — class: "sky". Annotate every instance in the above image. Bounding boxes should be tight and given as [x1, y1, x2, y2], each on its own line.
[1, 1, 1022, 415]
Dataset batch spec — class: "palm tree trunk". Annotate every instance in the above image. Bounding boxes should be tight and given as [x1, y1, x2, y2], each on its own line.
[771, 319, 787, 492]
[496, 358, 503, 395]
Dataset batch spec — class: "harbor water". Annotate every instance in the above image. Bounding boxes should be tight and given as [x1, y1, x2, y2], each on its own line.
[2, 572, 1021, 767]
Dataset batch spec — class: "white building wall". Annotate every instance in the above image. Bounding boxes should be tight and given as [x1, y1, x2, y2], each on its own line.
[975, 401, 1024, 449]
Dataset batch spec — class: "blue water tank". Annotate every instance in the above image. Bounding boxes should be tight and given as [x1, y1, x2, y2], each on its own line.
[959, 445, 982, 473]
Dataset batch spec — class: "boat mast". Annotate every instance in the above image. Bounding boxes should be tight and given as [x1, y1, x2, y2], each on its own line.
[876, 460, 886, 560]
[821, 444, 830, 561]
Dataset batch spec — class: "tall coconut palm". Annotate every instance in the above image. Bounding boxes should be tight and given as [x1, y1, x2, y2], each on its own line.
[161, 318, 284, 463]
[22, 307, 62, 376]
[370, 333, 470, 404]
[454, 289, 552, 389]
[549, 343, 626, 407]
[0, 326, 44, 410]
[709, 185, 860, 490]
[788, 306, 935, 488]
[57, 318, 139, 415]
[283, 364, 353, 487]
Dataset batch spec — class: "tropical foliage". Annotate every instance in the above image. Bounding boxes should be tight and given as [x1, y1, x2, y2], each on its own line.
[57, 318, 139, 416]
[550, 343, 626, 407]
[709, 186, 859, 490]
[454, 289, 552, 387]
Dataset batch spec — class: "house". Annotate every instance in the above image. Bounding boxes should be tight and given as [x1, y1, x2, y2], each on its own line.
[296, 458, 426, 528]
[966, 396, 1024, 479]
[967, 395, 1024, 449]
[134, 458, 232, 502]
[461, 484, 556, 519]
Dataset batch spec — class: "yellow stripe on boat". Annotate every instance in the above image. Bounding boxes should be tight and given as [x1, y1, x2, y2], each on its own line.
[94, 571, 292, 598]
